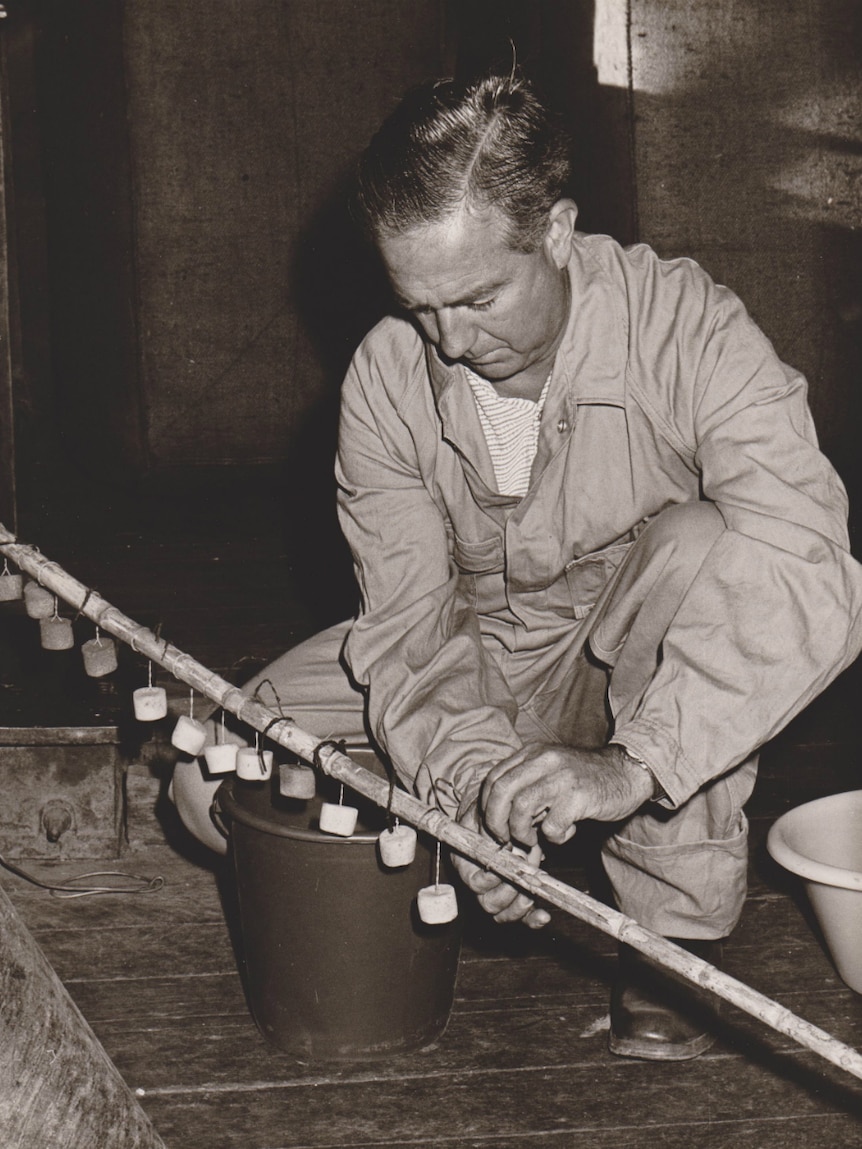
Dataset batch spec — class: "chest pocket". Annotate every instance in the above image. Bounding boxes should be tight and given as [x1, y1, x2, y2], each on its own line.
[452, 533, 505, 574]
[564, 542, 632, 620]
[451, 533, 507, 615]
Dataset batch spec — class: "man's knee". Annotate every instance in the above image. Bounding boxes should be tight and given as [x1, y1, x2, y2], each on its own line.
[632, 502, 725, 582]
[642, 502, 724, 554]
[589, 502, 726, 670]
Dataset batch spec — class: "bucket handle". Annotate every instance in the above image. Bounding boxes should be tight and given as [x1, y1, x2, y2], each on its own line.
[210, 790, 230, 842]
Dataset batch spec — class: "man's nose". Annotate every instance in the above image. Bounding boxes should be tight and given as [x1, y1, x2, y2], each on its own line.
[436, 309, 476, 360]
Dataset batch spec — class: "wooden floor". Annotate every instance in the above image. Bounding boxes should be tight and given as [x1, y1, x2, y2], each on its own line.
[3, 468, 862, 1148]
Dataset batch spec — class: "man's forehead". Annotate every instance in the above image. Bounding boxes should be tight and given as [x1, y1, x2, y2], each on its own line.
[379, 207, 526, 308]
[391, 268, 509, 311]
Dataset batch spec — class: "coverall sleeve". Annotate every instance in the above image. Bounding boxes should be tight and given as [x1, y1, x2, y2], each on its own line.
[614, 253, 862, 807]
[335, 330, 522, 814]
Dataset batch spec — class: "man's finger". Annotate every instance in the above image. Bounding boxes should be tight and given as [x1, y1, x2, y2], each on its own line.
[482, 759, 551, 842]
[477, 879, 528, 919]
[490, 889, 537, 923]
[481, 746, 532, 791]
[466, 868, 505, 894]
[539, 813, 579, 844]
[509, 782, 580, 845]
[508, 791, 552, 845]
[452, 853, 502, 894]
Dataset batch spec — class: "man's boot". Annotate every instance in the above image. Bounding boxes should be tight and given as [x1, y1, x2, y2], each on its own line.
[608, 937, 723, 1060]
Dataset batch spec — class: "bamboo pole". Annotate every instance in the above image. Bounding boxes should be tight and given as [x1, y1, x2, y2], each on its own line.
[2, 524, 862, 1084]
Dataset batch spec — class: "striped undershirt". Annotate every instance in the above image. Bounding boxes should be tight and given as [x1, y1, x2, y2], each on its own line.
[464, 367, 553, 497]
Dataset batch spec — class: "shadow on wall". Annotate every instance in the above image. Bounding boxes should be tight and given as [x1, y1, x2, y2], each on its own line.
[626, 0, 862, 545]
[278, 0, 643, 628]
[279, 180, 392, 630]
[447, 0, 635, 242]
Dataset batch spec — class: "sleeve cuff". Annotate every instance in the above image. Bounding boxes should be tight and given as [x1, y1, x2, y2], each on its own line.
[608, 719, 703, 809]
[610, 743, 669, 803]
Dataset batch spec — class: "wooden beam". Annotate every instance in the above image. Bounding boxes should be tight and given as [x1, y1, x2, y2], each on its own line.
[0, 883, 166, 1147]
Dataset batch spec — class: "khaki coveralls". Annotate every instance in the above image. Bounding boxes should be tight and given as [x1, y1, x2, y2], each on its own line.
[176, 235, 862, 939]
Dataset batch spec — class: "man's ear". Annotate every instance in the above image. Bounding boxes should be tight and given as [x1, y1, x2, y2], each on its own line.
[544, 198, 578, 268]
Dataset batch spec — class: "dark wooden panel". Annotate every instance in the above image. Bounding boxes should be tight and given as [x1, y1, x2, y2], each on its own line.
[123, 0, 445, 468]
[0, 29, 17, 531]
[0, 883, 166, 1148]
[31, 0, 144, 482]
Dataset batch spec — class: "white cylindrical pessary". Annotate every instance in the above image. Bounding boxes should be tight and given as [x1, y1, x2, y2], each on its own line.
[25, 583, 56, 619]
[319, 802, 359, 837]
[40, 616, 74, 650]
[204, 743, 238, 775]
[378, 824, 418, 867]
[417, 884, 458, 924]
[171, 714, 208, 757]
[133, 686, 168, 721]
[81, 636, 119, 677]
[236, 746, 273, 780]
[279, 762, 317, 799]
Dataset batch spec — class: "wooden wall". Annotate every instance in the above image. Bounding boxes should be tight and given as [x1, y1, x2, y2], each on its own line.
[14, 0, 446, 487]
[5, 0, 861, 538]
[628, 0, 862, 533]
[123, 0, 447, 470]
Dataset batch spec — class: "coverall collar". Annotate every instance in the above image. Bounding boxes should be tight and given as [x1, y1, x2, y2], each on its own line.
[423, 236, 628, 502]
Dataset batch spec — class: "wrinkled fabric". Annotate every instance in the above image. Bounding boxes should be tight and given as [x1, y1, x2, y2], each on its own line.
[335, 234, 862, 815]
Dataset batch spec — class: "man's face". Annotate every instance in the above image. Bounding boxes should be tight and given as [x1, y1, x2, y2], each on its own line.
[378, 203, 573, 389]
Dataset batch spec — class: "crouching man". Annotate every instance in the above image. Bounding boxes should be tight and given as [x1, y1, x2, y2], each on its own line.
[173, 70, 862, 1061]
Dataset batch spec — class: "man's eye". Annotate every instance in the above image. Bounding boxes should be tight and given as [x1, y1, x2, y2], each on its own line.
[470, 298, 495, 312]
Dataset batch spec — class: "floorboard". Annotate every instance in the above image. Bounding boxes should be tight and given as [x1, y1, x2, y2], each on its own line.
[4, 836, 862, 1149]
[3, 469, 862, 1148]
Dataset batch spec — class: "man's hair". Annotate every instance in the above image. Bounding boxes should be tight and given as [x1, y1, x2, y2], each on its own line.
[355, 72, 572, 253]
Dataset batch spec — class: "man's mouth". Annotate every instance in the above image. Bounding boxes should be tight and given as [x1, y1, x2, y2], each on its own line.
[466, 349, 504, 367]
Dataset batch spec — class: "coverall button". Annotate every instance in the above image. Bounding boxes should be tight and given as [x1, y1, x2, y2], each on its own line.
[557, 418, 569, 433]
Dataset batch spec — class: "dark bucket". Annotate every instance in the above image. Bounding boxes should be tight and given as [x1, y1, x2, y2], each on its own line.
[215, 749, 462, 1061]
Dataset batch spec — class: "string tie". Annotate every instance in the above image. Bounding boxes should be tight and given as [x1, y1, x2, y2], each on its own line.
[312, 738, 347, 772]
[252, 678, 287, 715]
[258, 715, 293, 775]
[73, 585, 95, 621]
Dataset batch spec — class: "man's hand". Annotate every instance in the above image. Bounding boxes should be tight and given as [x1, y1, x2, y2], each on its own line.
[451, 796, 551, 929]
[481, 743, 655, 849]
